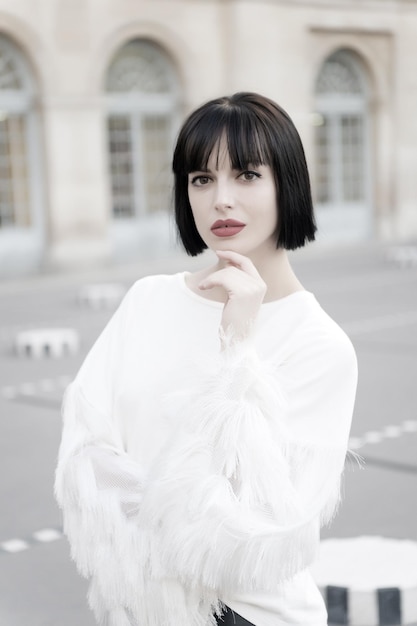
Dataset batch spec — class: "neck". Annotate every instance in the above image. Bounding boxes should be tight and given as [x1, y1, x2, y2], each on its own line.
[258, 248, 304, 302]
[216, 246, 304, 302]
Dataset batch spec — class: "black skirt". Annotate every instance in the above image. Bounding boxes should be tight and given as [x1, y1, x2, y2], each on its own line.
[216, 606, 257, 626]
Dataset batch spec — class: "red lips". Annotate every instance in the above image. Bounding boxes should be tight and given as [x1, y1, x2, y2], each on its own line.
[211, 219, 246, 237]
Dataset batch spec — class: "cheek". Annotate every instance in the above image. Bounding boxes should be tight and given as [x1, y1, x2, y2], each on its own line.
[188, 190, 209, 220]
[187, 186, 193, 210]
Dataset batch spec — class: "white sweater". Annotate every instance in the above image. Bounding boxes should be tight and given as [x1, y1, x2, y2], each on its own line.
[55, 272, 358, 626]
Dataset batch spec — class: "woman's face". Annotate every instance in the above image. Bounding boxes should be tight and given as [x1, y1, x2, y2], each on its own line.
[187, 136, 279, 262]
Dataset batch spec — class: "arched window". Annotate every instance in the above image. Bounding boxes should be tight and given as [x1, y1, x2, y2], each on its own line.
[0, 35, 44, 273]
[314, 49, 371, 239]
[0, 36, 34, 229]
[105, 39, 180, 221]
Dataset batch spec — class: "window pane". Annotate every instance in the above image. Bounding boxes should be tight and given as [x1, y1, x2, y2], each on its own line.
[315, 116, 331, 204]
[107, 115, 135, 218]
[0, 114, 30, 228]
[142, 115, 172, 214]
[106, 40, 174, 94]
[0, 46, 23, 90]
[314, 50, 368, 211]
[316, 56, 362, 95]
[341, 114, 364, 202]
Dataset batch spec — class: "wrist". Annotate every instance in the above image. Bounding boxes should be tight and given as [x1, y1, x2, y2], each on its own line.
[219, 322, 255, 352]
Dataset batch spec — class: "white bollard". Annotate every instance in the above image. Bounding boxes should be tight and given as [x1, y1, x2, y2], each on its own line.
[14, 328, 80, 358]
[77, 283, 126, 309]
[311, 536, 417, 625]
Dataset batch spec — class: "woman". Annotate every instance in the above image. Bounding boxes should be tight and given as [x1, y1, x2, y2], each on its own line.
[55, 92, 357, 626]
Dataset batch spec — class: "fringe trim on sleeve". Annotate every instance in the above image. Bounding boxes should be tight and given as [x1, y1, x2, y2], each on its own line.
[55, 383, 219, 626]
[135, 338, 352, 595]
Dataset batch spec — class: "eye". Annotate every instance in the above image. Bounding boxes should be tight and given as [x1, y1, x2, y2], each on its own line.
[239, 170, 261, 181]
[190, 174, 211, 187]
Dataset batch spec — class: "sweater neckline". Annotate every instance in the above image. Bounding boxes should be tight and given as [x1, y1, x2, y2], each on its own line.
[178, 271, 315, 309]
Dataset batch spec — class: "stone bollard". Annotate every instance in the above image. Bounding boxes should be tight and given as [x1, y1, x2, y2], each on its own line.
[311, 536, 417, 625]
[14, 328, 80, 358]
[77, 283, 126, 309]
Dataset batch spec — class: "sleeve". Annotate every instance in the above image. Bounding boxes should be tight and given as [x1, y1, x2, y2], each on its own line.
[54, 286, 148, 625]
[137, 325, 358, 595]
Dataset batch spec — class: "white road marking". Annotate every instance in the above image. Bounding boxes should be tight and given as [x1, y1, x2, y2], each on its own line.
[38, 378, 55, 392]
[403, 420, 417, 432]
[57, 375, 72, 387]
[20, 382, 37, 395]
[383, 425, 402, 438]
[32, 528, 63, 543]
[0, 528, 63, 555]
[0, 374, 73, 404]
[349, 419, 417, 451]
[1, 539, 30, 553]
[348, 437, 363, 450]
[363, 431, 384, 444]
[1, 386, 18, 400]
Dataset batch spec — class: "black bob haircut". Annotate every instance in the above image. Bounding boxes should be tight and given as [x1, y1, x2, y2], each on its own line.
[172, 92, 317, 256]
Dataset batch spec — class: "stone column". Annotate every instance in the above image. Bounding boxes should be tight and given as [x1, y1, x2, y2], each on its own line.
[44, 97, 111, 269]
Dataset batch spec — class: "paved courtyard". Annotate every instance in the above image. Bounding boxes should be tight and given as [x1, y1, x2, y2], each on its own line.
[0, 241, 416, 625]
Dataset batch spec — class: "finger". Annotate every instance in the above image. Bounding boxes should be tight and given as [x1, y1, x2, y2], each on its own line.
[198, 267, 243, 291]
[198, 268, 230, 291]
[215, 250, 260, 277]
[199, 266, 259, 292]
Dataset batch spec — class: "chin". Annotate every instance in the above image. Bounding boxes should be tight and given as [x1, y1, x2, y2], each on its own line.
[211, 240, 247, 254]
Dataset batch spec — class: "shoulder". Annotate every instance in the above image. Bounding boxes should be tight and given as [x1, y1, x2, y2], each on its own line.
[287, 298, 358, 416]
[122, 273, 183, 309]
[301, 297, 357, 369]
[269, 292, 357, 379]
[128, 272, 182, 295]
[279, 296, 358, 440]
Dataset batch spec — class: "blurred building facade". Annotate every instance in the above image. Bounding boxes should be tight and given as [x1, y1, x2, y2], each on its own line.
[0, 0, 416, 274]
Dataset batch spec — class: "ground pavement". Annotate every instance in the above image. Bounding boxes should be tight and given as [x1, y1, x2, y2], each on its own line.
[0, 241, 416, 626]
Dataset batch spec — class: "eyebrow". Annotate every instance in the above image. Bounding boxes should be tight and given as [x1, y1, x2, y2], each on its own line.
[188, 163, 261, 175]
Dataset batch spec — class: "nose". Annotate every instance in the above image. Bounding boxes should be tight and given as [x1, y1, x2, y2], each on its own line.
[214, 180, 234, 212]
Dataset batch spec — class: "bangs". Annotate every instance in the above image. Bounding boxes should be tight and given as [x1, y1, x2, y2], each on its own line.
[174, 105, 274, 174]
